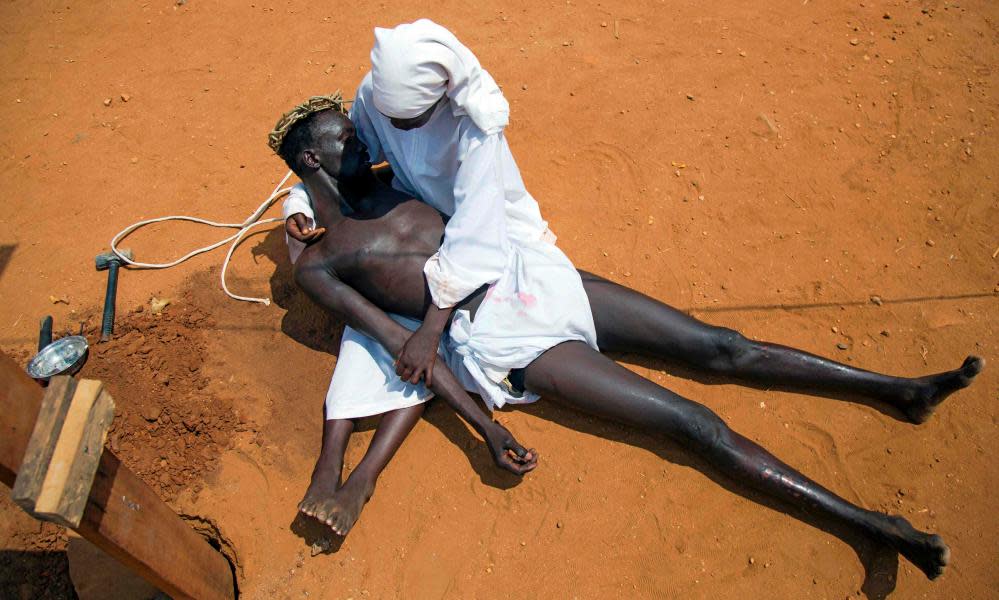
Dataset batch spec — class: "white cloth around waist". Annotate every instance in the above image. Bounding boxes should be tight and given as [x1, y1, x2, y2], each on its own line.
[325, 314, 435, 420]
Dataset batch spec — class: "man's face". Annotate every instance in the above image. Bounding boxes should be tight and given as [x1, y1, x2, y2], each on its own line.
[310, 112, 370, 179]
[387, 94, 445, 131]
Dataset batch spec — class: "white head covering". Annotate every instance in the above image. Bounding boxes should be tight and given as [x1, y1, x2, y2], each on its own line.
[370, 19, 510, 135]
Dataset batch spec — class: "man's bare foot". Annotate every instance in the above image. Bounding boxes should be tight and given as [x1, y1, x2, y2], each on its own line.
[901, 356, 983, 424]
[311, 476, 374, 536]
[878, 514, 950, 580]
[298, 459, 342, 520]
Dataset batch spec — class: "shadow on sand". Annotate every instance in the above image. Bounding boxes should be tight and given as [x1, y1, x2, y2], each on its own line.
[0, 550, 77, 600]
[255, 226, 899, 597]
[0, 244, 14, 282]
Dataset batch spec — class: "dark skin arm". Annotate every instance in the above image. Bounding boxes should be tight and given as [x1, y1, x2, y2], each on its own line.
[395, 302, 453, 386]
[397, 282, 491, 387]
[294, 254, 537, 475]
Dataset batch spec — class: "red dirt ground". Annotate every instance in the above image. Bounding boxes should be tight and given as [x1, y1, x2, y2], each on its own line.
[1, 1, 997, 598]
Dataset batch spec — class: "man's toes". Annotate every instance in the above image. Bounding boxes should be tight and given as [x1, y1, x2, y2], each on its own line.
[336, 513, 353, 536]
[300, 498, 319, 515]
[315, 501, 339, 526]
[962, 355, 984, 378]
[331, 517, 347, 536]
[937, 538, 951, 568]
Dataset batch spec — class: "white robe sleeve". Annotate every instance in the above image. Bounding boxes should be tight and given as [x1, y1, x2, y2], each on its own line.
[348, 80, 386, 165]
[282, 183, 314, 265]
[423, 132, 511, 308]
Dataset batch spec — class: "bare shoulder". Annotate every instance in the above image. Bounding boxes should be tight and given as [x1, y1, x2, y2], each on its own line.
[292, 243, 337, 291]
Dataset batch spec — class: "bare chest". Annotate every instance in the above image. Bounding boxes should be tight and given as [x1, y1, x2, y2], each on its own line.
[321, 216, 443, 316]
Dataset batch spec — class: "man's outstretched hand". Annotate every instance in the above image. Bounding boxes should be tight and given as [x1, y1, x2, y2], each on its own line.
[484, 421, 538, 475]
[286, 213, 326, 244]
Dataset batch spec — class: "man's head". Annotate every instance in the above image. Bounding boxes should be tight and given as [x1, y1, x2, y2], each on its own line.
[270, 95, 370, 180]
[370, 19, 509, 134]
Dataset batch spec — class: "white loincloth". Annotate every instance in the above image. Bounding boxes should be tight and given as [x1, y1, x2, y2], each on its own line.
[324, 314, 436, 420]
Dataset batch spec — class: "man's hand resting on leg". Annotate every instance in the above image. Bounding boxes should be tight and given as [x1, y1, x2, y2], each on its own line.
[396, 302, 453, 385]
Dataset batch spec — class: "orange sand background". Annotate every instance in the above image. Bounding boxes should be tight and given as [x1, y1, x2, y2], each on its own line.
[1, 1, 997, 598]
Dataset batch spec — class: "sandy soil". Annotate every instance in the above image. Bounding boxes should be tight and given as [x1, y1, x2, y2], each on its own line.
[1, 1, 997, 598]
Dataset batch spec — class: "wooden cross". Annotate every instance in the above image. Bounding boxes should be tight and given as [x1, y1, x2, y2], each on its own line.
[0, 352, 235, 600]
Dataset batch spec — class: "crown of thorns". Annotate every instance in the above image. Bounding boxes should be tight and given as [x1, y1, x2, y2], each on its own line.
[267, 92, 350, 153]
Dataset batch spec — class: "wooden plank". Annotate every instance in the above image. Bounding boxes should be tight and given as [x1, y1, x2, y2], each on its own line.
[10, 375, 77, 511]
[0, 353, 43, 486]
[35, 382, 116, 528]
[34, 380, 102, 515]
[0, 354, 235, 600]
[78, 451, 236, 600]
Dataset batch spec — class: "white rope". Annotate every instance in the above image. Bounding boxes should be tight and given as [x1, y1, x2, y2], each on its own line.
[220, 216, 283, 305]
[109, 170, 296, 305]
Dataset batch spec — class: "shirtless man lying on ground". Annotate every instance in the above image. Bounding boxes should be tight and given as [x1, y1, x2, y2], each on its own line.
[277, 106, 982, 580]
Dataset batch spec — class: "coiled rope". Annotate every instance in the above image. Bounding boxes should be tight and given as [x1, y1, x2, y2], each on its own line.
[108, 93, 351, 306]
[109, 169, 294, 306]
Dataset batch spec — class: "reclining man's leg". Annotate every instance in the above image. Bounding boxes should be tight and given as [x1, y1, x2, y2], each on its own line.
[300, 403, 425, 536]
[300, 417, 354, 519]
[579, 271, 982, 423]
[522, 341, 949, 579]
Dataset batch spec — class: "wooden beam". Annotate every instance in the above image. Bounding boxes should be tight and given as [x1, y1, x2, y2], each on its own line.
[0, 353, 46, 487]
[11, 375, 78, 510]
[34, 379, 117, 528]
[77, 451, 236, 600]
[0, 353, 235, 600]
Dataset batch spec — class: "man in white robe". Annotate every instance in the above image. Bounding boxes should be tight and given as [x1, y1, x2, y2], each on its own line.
[283, 19, 576, 420]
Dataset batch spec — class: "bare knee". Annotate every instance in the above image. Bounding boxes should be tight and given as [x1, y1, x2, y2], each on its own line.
[705, 327, 757, 374]
[676, 402, 729, 454]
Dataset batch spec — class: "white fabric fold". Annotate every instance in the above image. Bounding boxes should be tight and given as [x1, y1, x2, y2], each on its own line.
[442, 237, 598, 410]
[421, 130, 510, 307]
[282, 183, 312, 264]
[371, 19, 510, 135]
[324, 314, 435, 420]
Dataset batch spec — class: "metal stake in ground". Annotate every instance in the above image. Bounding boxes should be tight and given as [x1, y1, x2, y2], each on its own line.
[38, 315, 53, 352]
[95, 249, 132, 342]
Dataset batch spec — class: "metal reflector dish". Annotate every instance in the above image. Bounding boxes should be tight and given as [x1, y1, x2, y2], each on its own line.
[26, 336, 89, 380]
